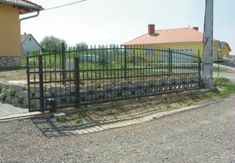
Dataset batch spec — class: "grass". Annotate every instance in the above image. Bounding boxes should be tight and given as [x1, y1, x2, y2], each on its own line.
[55, 114, 67, 123]
[64, 112, 83, 124]
[213, 66, 228, 72]
[213, 77, 235, 98]
[188, 77, 235, 102]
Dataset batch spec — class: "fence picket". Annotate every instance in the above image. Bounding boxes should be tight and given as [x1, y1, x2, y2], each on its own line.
[27, 45, 202, 112]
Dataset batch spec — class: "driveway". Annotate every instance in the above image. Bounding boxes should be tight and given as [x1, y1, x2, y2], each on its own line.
[214, 72, 235, 82]
[0, 95, 235, 162]
[213, 64, 235, 82]
[0, 103, 27, 118]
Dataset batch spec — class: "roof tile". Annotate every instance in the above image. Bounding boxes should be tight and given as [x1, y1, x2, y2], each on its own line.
[124, 28, 204, 45]
[0, 0, 43, 13]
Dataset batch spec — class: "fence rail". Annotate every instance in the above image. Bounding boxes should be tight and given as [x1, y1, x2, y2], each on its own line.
[27, 45, 202, 112]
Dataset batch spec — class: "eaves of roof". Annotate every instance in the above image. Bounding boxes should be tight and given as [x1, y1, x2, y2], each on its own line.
[0, 0, 43, 14]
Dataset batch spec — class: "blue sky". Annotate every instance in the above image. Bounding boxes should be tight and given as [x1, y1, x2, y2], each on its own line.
[21, 0, 234, 54]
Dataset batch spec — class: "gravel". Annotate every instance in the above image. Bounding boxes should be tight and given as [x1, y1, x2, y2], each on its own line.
[1, 96, 235, 163]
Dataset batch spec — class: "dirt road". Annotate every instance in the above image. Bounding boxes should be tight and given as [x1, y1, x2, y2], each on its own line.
[1, 95, 235, 162]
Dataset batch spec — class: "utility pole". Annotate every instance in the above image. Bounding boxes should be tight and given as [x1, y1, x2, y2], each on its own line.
[202, 0, 215, 89]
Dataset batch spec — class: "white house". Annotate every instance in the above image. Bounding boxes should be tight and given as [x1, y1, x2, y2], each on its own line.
[20, 33, 42, 54]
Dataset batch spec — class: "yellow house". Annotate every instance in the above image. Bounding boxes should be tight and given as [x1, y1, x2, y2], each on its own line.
[0, 0, 42, 68]
[124, 24, 231, 61]
[219, 42, 231, 59]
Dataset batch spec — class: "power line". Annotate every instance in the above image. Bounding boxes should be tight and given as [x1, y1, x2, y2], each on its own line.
[42, 0, 87, 11]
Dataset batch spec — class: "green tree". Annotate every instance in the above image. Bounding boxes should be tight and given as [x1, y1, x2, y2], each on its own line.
[75, 42, 88, 50]
[41, 36, 67, 51]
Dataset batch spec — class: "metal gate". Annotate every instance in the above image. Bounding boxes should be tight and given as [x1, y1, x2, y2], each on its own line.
[27, 45, 202, 112]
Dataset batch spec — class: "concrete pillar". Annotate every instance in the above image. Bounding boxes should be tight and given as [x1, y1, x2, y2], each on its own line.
[202, 0, 215, 89]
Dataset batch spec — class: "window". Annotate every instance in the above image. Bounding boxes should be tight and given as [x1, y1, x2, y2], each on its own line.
[172, 48, 193, 55]
[144, 48, 154, 56]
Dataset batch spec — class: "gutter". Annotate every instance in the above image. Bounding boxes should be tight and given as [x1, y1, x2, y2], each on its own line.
[20, 10, 40, 21]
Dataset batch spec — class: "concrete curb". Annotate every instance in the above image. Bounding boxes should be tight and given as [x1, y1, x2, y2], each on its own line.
[70, 104, 204, 135]
[0, 111, 47, 123]
[70, 99, 222, 135]
[0, 106, 78, 123]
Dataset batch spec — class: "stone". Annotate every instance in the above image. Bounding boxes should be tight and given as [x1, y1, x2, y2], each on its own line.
[22, 91, 29, 106]
[146, 79, 156, 87]
[83, 84, 96, 92]
[47, 86, 65, 96]
[0, 83, 7, 91]
[116, 81, 129, 90]
[8, 84, 25, 92]
[29, 86, 40, 97]
[101, 83, 113, 91]
[131, 80, 144, 88]
[1, 88, 8, 95]
[0, 56, 20, 68]
[5, 96, 13, 104]
[65, 85, 76, 94]
[99, 83, 115, 99]
[12, 97, 19, 107]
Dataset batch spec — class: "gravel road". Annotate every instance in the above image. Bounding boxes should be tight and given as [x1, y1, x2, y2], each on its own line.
[1, 95, 235, 163]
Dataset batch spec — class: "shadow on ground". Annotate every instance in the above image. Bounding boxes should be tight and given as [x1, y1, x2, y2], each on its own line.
[31, 103, 170, 138]
[31, 111, 107, 137]
[31, 91, 213, 138]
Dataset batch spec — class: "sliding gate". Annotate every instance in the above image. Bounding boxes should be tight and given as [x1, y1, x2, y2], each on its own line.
[27, 45, 202, 112]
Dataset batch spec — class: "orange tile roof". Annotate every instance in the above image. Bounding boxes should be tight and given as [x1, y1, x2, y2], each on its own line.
[0, 0, 43, 14]
[124, 27, 204, 45]
[20, 34, 30, 43]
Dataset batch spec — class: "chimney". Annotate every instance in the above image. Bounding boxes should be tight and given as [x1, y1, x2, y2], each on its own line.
[192, 27, 199, 31]
[148, 24, 155, 35]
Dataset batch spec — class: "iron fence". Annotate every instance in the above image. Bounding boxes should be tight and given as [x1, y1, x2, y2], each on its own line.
[27, 44, 202, 112]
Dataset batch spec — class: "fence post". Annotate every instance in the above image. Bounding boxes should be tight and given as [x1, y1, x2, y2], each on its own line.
[198, 50, 202, 88]
[124, 45, 127, 80]
[26, 56, 31, 111]
[61, 42, 66, 84]
[38, 55, 44, 112]
[133, 50, 135, 68]
[75, 57, 80, 106]
[168, 49, 173, 75]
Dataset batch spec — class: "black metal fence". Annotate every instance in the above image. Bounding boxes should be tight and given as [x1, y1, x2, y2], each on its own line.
[27, 44, 202, 112]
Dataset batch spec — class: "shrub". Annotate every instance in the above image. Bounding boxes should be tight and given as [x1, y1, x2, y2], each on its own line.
[8, 88, 17, 97]
[214, 77, 231, 86]
[0, 93, 7, 102]
[17, 95, 24, 104]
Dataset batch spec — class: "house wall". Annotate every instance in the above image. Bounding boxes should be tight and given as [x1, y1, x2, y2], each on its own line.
[127, 42, 203, 57]
[221, 45, 231, 58]
[212, 41, 231, 60]
[155, 42, 203, 57]
[21, 35, 42, 54]
[0, 4, 20, 67]
[127, 41, 230, 62]
[213, 41, 221, 61]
